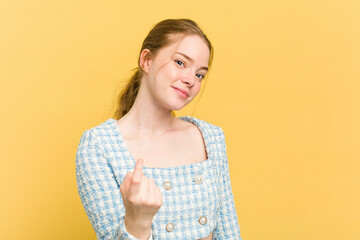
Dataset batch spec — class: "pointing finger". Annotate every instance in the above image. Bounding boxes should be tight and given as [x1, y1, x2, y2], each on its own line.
[131, 158, 143, 184]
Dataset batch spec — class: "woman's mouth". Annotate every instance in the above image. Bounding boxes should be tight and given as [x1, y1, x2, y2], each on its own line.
[172, 87, 189, 98]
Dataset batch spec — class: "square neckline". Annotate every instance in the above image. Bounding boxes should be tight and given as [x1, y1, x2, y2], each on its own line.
[108, 116, 212, 171]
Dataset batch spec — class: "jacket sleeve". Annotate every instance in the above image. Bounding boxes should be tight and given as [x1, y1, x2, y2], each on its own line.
[76, 129, 153, 240]
[213, 128, 243, 240]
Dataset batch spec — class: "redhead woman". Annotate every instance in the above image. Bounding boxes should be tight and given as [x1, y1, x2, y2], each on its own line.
[76, 19, 243, 240]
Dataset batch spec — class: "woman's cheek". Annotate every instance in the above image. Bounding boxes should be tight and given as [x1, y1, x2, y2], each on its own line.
[194, 83, 201, 95]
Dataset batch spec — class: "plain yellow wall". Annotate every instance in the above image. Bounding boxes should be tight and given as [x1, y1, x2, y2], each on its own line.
[1, 0, 359, 239]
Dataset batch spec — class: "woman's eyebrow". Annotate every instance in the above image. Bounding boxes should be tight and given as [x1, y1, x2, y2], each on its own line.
[174, 52, 208, 71]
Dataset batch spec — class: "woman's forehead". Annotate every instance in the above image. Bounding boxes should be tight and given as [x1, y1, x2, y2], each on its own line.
[160, 35, 210, 64]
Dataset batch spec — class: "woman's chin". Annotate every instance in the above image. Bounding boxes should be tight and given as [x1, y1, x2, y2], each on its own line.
[162, 96, 192, 111]
[170, 105, 185, 111]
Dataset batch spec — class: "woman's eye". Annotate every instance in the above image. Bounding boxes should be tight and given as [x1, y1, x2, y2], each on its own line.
[175, 60, 185, 67]
[196, 73, 205, 80]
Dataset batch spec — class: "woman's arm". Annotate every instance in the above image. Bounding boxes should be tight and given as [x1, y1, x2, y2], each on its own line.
[212, 128, 243, 240]
[76, 129, 153, 240]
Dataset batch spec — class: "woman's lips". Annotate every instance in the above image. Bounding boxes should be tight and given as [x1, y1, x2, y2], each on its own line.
[172, 87, 189, 98]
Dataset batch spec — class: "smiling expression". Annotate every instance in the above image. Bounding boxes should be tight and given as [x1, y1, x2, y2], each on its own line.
[143, 34, 211, 111]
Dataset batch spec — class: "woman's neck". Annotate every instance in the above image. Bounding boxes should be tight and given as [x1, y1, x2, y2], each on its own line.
[119, 90, 177, 138]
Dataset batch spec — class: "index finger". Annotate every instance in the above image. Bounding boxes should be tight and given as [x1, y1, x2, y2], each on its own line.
[131, 158, 143, 184]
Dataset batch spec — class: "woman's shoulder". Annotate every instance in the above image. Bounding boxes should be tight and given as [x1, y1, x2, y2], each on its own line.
[76, 119, 119, 150]
[80, 118, 117, 136]
[177, 115, 225, 138]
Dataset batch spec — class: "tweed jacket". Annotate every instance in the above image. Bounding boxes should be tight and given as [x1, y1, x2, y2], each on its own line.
[76, 116, 242, 240]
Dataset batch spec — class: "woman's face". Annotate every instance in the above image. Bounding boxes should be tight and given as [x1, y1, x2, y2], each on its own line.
[143, 34, 210, 111]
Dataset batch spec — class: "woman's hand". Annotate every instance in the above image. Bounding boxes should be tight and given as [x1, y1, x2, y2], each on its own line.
[120, 158, 163, 233]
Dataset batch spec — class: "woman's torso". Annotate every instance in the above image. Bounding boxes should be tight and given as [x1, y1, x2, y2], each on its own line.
[115, 117, 214, 239]
[92, 117, 222, 239]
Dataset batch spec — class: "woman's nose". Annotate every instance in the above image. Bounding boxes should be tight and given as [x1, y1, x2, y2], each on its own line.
[181, 71, 195, 87]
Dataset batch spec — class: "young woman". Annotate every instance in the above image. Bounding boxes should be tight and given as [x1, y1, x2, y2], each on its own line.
[76, 19, 243, 240]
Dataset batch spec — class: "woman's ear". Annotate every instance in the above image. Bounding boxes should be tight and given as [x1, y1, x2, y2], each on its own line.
[139, 49, 152, 74]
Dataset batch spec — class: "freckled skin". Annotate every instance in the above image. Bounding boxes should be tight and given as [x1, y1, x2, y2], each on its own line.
[145, 35, 210, 111]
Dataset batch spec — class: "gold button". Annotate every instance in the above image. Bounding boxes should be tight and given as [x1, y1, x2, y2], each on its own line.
[164, 181, 171, 190]
[199, 216, 207, 225]
[194, 175, 203, 184]
[166, 223, 174, 232]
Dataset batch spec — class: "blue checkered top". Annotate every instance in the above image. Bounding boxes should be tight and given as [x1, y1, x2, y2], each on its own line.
[76, 116, 242, 239]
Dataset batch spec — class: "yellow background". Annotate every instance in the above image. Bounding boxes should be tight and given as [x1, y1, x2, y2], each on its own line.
[1, 0, 359, 239]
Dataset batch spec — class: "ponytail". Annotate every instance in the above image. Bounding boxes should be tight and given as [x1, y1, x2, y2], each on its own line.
[114, 68, 142, 119]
